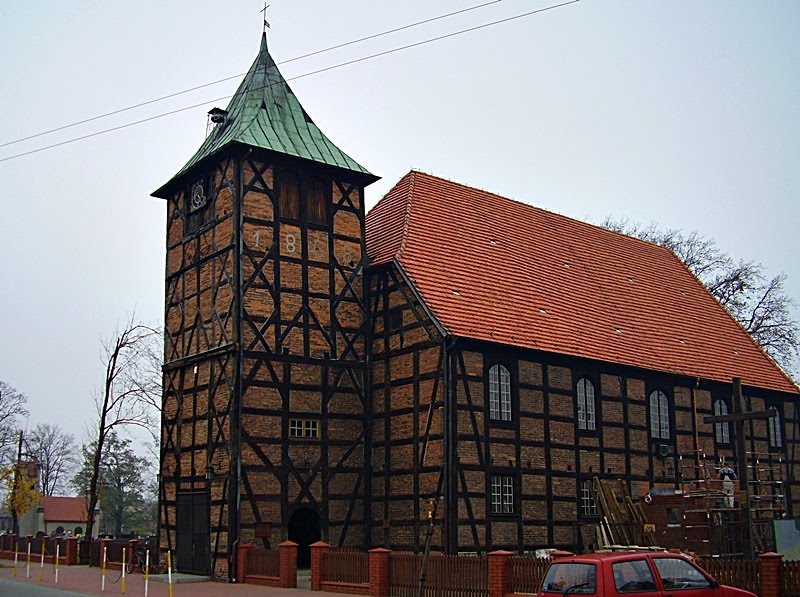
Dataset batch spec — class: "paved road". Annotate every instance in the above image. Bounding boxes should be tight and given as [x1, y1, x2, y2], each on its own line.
[0, 576, 92, 596]
[0, 561, 360, 596]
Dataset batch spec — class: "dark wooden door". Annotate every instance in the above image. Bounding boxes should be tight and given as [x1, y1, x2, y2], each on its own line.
[176, 491, 209, 574]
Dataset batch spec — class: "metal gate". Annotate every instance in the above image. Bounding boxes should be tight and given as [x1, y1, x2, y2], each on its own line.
[176, 491, 209, 575]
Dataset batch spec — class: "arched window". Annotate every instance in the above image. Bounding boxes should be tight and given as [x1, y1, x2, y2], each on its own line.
[714, 399, 730, 444]
[577, 378, 596, 431]
[649, 390, 670, 440]
[488, 364, 512, 421]
[768, 409, 783, 448]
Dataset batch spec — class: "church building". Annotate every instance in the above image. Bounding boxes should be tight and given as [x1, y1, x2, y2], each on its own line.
[153, 34, 800, 578]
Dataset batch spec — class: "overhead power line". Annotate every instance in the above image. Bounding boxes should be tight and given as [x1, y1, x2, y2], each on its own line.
[0, 0, 580, 164]
[0, 0, 504, 150]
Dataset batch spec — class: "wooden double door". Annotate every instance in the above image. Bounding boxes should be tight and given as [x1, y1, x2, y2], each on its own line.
[176, 491, 209, 575]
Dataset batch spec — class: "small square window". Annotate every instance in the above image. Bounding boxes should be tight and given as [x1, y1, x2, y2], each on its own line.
[490, 475, 514, 514]
[289, 418, 319, 439]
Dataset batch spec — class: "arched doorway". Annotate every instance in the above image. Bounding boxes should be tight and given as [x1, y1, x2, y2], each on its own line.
[288, 507, 321, 568]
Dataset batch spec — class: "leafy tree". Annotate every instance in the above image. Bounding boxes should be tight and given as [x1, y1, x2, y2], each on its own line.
[0, 381, 29, 465]
[73, 432, 155, 537]
[1, 460, 39, 534]
[601, 218, 799, 377]
[83, 318, 161, 538]
[26, 423, 76, 496]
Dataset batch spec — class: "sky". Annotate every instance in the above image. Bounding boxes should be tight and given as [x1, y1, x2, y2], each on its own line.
[1, 1, 798, 467]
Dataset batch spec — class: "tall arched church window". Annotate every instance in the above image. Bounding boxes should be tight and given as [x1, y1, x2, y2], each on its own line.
[768, 408, 783, 449]
[278, 170, 301, 220]
[577, 378, 596, 431]
[713, 399, 730, 444]
[488, 364, 512, 422]
[649, 390, 670, 440]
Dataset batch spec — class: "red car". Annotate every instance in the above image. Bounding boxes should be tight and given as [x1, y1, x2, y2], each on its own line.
[535, 551, 757, 596]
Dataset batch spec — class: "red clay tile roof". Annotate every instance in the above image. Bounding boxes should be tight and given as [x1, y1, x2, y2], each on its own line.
[366, 171, 798, 395]
[40, 496, 88, 523]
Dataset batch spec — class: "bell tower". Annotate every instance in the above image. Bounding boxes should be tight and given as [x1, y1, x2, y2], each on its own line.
[153, 33, 378, 578]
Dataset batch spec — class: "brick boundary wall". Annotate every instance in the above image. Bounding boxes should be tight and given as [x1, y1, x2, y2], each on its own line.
[306, 547, 791, 597]
[237, 540, 297, 587]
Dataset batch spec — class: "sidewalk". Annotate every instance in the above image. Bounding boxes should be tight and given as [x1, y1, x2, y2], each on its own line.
[0, 561, 346, 597]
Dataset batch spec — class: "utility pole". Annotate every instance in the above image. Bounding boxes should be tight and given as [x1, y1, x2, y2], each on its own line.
[10, 430, 24, 535]
[703, 377, 777, 559]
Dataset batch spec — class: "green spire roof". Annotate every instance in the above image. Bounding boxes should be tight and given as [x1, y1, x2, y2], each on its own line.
[154, 34, 375, 196]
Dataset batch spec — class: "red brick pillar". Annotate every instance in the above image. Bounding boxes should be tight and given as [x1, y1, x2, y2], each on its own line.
[310, 541, 331, 591]
[279, 540, 298, 588]
[127, 538, 139, 567]
[369, 548, 391, 597]
[64, 537, 78, 566]
[9, 533, 17, 553]
[759, 552, 784, 597]
[488, 550, 513, 597]
[237, 543, 254, 584]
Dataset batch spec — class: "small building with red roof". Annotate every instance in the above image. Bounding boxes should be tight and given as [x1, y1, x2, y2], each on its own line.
[19, 496, 98, 538]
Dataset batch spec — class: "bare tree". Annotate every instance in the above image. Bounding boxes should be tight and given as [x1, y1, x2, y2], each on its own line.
[601, 217, 799, 378]
[0, 381, 29, 466]
[26, 423, 76, 496]
[84, 317, 162, 538]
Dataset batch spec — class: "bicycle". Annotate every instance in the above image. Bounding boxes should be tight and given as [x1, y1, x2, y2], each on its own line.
[126, 545, 162, 575]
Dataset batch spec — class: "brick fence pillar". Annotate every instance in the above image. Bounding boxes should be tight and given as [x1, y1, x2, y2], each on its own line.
[237, 543, 254, 583]
[310, 541, 330, 591]
[279, 540, 298, 588]
[488, 550, 513, 597]
[369, 548, 391, 597]
[759, 552, 784, 597]
[64, 537, 78, 565]
[10, 533, 18, 553]
[127, 538, 139, 565]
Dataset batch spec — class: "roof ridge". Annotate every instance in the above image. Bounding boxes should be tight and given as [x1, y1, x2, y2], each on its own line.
[396, 171, 417, 261]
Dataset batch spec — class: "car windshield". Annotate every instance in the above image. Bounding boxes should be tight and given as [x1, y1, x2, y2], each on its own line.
[541, 562, 596, 594]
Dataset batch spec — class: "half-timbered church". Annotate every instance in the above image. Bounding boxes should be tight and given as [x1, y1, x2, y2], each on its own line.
[154, 34, 800, 578]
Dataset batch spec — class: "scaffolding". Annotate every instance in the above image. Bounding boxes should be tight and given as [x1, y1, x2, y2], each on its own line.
[677, 451, 786, 557]
[746, 451, 787, 553]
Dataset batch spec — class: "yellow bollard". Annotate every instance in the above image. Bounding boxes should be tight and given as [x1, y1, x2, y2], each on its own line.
[167, 550, 173, 597]
[102, 544, 107, 592]
[26, 542, 31, 578]
[144, 549, 150, 597]
[55, 543, 60, 584]
[121, 546, 126, 595]
[14, 541, 19, 577]
[39, 541, 45, 581]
